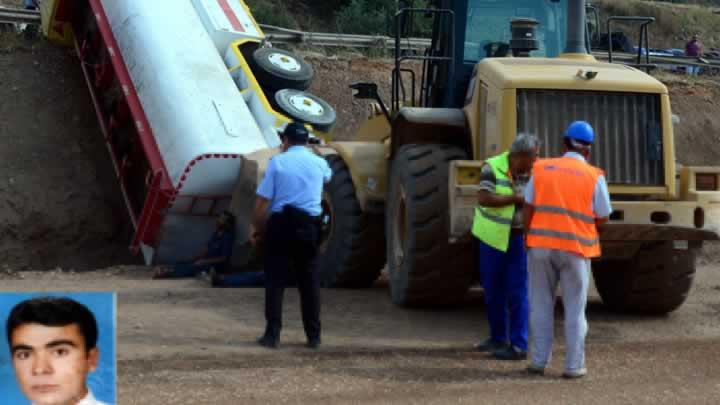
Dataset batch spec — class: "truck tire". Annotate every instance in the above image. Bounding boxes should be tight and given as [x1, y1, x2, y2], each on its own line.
[317, 155, 386, 287]
[592, 241, 697, 314]
[274, 89, 337, 132]
[386, 144, 474, 306]
[251, 48, 313, 92]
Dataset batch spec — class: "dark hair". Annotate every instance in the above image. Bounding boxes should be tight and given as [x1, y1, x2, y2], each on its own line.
[564, 137, 591, 153]
[6, 297, 98, 352]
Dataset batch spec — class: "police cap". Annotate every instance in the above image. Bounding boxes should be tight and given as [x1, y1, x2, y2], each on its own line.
[281, 122, 309, 143]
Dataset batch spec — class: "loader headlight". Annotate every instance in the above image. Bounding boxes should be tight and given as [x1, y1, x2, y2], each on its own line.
[695, 173, 718, 191]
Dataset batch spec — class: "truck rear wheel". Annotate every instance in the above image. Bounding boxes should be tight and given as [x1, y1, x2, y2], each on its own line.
[592, 241, 697, 314]
[386, 144, 474, 306]
[274, 89, 337, 132]
[251, 48, 314, 92]
[317, 155, 385, 288]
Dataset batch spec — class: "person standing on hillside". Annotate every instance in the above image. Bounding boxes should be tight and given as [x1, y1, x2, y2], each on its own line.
[524, 121, 612, 379]
[472, 134, 540, 361]
[685, 34, 704, 76]
[251, 122, 332, 350]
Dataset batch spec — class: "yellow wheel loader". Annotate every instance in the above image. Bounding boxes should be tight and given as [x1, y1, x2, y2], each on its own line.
[316, 0, 720, 314]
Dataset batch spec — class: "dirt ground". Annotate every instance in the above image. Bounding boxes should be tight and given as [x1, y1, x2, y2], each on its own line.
[2, 20, 720, 404]
[0, 266, 719, 404]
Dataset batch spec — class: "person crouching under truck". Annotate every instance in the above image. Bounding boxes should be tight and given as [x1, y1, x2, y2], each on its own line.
[251, 122, 332, 349]
[524, 121, 612, 379]
[153, 211, 236, 279]
[472, 134, 540, 361]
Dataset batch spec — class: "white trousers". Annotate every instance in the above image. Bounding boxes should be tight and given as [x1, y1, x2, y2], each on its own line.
[528, 248, 590, 372]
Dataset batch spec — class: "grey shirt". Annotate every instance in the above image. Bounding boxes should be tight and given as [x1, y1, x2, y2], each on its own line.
[479, 163, 528, 229]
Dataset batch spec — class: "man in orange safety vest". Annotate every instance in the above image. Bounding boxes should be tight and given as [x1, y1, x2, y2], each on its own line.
[523, 121, 612, 379]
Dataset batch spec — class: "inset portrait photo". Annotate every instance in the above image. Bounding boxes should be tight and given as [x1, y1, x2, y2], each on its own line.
[0, 293, 116, 405]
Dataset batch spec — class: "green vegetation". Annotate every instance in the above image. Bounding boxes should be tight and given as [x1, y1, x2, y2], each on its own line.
[245, 0, 432, 36]
[245, 0, 301, 29]
[336, 0, 392, 35]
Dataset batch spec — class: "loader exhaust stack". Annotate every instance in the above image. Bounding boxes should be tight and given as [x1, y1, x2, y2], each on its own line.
[565, 0, 587, 54]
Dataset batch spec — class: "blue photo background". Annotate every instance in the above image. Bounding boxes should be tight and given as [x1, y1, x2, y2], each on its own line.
[0, 292, 116, 404]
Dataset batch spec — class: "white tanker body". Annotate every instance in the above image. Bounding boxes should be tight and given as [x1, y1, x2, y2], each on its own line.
[41, 0, 335, 264]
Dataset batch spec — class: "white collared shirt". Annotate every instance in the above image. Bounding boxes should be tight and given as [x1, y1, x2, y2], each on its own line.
[34, 390, 111, 405]
[78, 390, 111, 405]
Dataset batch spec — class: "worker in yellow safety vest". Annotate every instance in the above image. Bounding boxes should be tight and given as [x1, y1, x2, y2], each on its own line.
[523, 121, 612, 379]
[472, 134, 540, 360]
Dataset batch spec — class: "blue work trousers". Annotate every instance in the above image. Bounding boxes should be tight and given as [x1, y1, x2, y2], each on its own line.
[214, 271, 266, 287]
[164, 263, 212, 278]
[478, 233, 529, 351]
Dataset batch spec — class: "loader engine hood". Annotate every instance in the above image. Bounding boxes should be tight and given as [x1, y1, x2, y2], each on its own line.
[474, 56, 675, 195]
[476, 57, 668, 94]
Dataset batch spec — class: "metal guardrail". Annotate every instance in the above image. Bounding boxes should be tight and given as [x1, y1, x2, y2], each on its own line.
[259, 24, 430, 50]
[2, 6, 717, 71]
[592, 50, 720, 68]
[0, 6, 40, 25]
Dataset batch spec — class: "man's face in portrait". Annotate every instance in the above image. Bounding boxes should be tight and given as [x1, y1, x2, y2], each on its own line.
[10, 323, 99, 405]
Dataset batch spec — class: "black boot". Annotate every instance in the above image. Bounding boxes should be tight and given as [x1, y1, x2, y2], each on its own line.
[257, 335, 279, 349]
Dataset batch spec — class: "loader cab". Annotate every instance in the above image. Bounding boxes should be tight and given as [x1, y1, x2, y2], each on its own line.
[405, 0, 570, 109]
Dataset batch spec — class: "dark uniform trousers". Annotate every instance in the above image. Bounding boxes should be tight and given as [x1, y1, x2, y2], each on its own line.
[263, 205, 321, 341]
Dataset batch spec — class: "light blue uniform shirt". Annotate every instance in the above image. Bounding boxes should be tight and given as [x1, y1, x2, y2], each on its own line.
[256, 146, 332, 216]
[524, 152, 613, 218]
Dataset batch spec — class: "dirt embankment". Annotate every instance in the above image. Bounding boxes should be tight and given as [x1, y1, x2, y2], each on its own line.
[667, 79, 720, 166]
[1, 33, 720, 270]
[0, 38, 135, 270]
[305, 54, 395, 140]
[0, 0, 22, 7]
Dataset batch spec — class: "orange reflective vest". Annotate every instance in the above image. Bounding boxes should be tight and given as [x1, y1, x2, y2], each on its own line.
[527, 157, 603, 258]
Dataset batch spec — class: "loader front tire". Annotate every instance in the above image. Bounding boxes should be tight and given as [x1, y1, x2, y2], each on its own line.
[592, 241, 698, 314]
[386, 144, 474, 306]
[317, 155, 385, 288]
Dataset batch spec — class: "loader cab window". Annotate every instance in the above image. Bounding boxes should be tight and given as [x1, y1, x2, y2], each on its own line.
[463, 0, 568, 62]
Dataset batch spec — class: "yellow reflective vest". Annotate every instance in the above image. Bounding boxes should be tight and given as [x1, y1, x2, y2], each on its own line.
[471, 151, 515, 252]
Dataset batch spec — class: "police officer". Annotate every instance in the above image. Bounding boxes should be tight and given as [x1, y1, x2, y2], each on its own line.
[472, 134, 540, 361]
[524, 121, 612, 379]
[251, 122, 332, 349]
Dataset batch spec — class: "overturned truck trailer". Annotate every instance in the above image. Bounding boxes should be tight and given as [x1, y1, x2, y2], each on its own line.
[41, 0, 335, 264]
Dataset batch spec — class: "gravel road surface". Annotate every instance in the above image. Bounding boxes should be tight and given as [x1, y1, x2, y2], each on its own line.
[2, 261, 719, 404]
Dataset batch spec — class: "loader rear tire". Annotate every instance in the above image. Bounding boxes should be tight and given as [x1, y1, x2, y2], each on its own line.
[317, 155, 385, 288]
[592, 241, 697, 314]
[251, 48, 314, 92]
[386, 144, 474, 306]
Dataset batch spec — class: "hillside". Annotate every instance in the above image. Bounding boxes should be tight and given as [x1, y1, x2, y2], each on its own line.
[4, 0, 720, 50]
[246, 0, 720, 50]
